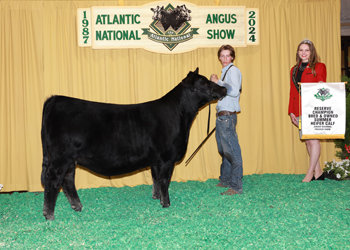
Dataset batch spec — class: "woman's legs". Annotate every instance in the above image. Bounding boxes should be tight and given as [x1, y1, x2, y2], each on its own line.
[302, 139, 322, 182]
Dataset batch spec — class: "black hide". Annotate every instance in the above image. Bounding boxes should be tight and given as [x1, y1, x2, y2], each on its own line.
[41, 68, 227, 220]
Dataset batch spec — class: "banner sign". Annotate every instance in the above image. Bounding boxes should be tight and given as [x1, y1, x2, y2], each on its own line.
[77, 1, 259, 53]
[301, 82, 346, 139]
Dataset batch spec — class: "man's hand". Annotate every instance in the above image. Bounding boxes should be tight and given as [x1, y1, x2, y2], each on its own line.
[210, 74, 219, 83]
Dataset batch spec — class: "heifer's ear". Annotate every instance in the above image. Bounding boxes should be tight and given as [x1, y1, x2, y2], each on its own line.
[194, 67, 199, 74]
[182, 73, 196, 90]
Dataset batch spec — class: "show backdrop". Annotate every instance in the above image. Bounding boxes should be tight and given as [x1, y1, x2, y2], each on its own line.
[0, 0, 341, 192]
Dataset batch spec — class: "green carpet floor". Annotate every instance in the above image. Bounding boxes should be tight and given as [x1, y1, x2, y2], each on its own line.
[1, 174, 350, 249]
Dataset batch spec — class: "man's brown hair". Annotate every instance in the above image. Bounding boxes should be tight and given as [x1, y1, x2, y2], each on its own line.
[217, 45, 236, 62]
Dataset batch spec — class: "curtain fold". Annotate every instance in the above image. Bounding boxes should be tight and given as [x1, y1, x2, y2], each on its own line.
[0, 0, 341, 192]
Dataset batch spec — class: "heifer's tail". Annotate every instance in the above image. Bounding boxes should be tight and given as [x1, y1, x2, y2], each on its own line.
[41, 96, 55, 186]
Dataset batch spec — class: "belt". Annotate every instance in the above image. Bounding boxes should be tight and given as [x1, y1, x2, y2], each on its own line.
[217, 111, 237, 117]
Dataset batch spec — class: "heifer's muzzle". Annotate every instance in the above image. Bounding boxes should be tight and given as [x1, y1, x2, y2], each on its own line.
[210, 84, 227, 100]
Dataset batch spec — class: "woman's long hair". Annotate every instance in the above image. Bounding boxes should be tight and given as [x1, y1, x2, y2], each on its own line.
[294, 39, 320, 76]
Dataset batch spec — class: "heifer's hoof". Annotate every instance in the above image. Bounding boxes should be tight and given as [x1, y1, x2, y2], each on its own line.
[44, 213, 55, 221]
[162, 203, 170, 208]
[160, 198, 170, 207]
[43, 210, 55, 220]
[71, 204, 83, 212]
[152, 194, 160, 200]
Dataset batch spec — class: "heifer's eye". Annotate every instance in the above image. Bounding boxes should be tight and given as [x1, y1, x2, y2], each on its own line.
[194, 83, 206, 91]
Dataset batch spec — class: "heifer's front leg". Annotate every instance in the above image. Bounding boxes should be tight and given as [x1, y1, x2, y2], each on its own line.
[62, 163, 83, 212]
[159, 163, 175, 208]
[151, 165, 160, 200]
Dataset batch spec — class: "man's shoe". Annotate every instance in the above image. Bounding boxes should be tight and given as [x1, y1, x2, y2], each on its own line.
[220, 188, 238, 195]
[216, 183, 227, 188]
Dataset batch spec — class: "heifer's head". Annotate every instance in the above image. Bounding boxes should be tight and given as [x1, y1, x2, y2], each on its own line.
[181, 68, 227, 105]
[151, 6, 163, 20]
[176, 5, 192, 21]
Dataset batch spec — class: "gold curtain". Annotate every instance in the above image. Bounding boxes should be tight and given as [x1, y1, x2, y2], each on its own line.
[0, 0, 341, 192]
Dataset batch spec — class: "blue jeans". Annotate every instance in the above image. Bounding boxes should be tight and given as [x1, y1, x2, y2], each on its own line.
[215, 114, 243, 193]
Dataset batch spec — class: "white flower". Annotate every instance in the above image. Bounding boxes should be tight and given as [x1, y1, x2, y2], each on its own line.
[0, 184, 3, 191]
[336, 173, 341, 179]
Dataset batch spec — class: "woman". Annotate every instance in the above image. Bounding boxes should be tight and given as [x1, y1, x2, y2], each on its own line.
[288, 38, 327, 182]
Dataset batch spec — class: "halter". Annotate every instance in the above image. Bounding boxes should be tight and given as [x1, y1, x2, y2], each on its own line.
[180, 80, 213, 134]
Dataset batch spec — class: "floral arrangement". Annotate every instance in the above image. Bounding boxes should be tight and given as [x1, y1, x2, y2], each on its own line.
[333, 75, 350, 160]
[346, 144, 350, 156]
[0, 184, 3, 191]
[323, 144, 350, 180]
[324, 159, 350, 180]
[325, 75, 350, 180]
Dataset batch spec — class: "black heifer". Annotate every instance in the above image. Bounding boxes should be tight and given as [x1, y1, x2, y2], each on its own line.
[41, 68, 227, 220]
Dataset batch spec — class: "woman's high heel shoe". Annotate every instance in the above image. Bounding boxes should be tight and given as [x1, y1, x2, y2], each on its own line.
[314, 172, 326, 181]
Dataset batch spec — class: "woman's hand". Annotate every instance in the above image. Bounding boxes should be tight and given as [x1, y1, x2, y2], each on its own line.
[290, 113, 298, 127]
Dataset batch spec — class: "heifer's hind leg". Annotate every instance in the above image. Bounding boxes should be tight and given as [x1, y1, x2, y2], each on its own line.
[62, 163, 82, 212]
[159, 163, 175, 208]
[151, 165, 161, 200]
[42, 159, 70, 220]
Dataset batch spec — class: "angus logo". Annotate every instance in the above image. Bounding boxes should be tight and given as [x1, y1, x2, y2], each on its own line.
[314, 88, 332, 101]
[141, 4, 199, 51]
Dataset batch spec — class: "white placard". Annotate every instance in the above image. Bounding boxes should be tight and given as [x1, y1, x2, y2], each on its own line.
[301, 82, 346, 139]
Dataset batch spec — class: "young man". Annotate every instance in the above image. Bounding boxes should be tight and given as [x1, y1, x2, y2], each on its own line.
[211, 45, 243, 195]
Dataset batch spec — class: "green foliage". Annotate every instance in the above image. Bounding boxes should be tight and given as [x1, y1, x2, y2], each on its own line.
[334, 75, 350, 159]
